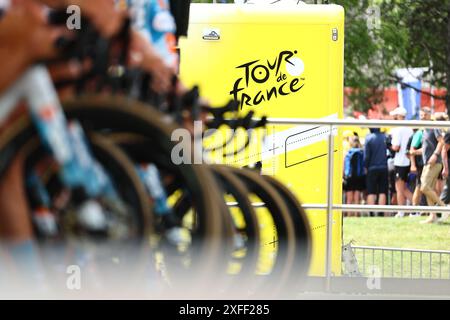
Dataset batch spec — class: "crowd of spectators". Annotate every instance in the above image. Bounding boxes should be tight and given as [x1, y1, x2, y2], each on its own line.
[343, 106, 450, 224]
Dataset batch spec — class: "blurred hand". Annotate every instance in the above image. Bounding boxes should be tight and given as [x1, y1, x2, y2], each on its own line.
[128, 30, 173, 93]
[70, 0, 124, 38]
[443, 167, 449, 179]
[410, 165, 417, 174]
[0, 0, 68, 62]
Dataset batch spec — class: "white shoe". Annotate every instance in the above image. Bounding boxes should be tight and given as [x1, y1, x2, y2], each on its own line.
[395, 212, 405, 218]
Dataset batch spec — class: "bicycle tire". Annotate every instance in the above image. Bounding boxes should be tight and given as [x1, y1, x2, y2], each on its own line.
[221, 166, 297, 297]
[211, 164, 260, 277]
[8, 132, 152, 295]
[22, 133, 152, 239]
[170, 164, 261, 293]
[262, 174, 312, 293]
[62, 95, 231, 295]
[103, 132, 237, 295]
[0, 95, 228, 296]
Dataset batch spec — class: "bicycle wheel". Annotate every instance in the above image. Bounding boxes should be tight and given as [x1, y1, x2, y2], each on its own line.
[0, 96, 228, 296]
[168, 164, 261, 293]
[211, 164, 260, 280]
[262, 174, 312, 292]
[62, 95, 231, 295]
[221, 166, 297, 297]
[2, 128, 152, 293]
[12, 132, 153, 294]
[103, 132, 236, 295]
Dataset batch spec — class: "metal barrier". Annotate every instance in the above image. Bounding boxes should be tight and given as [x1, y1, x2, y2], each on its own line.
[352, 245, 450, 280]
[262, 118, 450, 291]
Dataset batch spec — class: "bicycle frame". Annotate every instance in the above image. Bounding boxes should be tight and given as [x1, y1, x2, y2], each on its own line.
[0, 64, 114, 198]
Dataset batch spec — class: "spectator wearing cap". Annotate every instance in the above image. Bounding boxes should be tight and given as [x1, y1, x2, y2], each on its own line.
[419, 114, 447, 224]
[408, 107, 431, 216]
[389, 107, 414, 218]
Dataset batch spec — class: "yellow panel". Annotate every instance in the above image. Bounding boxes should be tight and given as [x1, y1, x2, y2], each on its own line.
[180, 3, 345, 276]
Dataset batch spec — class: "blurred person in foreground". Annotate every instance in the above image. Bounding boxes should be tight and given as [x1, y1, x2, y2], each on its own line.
[0, 0, 176, 289]
[389, 107, 414, 218]
[364, 127, 388, 216]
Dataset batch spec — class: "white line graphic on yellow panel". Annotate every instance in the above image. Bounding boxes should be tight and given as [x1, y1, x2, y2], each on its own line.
[261, 114, 338, 164]
[218, 114, 338, 168]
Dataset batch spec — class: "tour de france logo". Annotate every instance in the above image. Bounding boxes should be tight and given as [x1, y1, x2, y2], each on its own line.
[229, 50, 306, 110]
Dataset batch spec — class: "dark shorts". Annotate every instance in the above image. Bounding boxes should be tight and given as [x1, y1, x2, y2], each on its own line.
[343, 176, 366, 192]
[395, 166, 410, 182]
[367, 168, 388, 195]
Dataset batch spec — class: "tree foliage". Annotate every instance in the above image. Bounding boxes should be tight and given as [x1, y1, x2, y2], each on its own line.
[191, 0, 450, 113]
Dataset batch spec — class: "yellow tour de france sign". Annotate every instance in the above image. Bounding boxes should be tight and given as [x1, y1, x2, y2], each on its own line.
[180, 3, 345, 276]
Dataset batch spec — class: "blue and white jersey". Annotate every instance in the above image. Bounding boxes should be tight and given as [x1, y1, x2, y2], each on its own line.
[118, 0, 178, 68]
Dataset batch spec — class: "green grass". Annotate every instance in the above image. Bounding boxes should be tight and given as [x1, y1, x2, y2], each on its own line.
[343, 217, 450, 250]
[343, 217, 450, 279]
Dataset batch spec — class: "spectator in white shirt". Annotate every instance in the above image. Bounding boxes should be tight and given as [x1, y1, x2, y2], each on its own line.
[389, 107, 414, 218]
